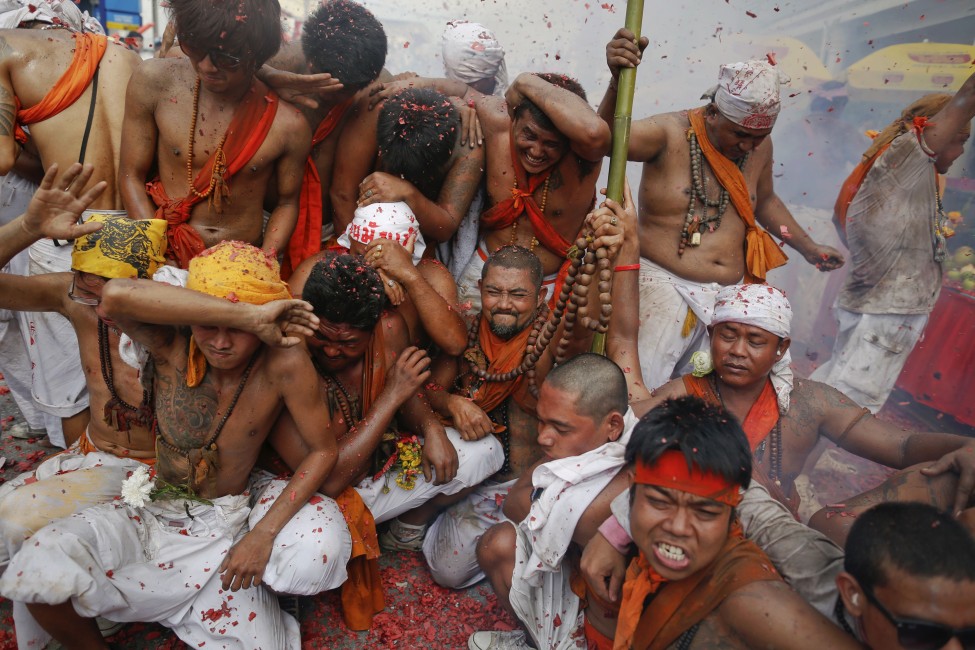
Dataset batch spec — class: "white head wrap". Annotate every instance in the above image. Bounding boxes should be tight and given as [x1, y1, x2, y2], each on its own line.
[711, 283, 794, 412]
[705, 60, 788, 130]
[0, 0, 103, 33]
[337, 201, 427, 265]
[442, 21, 508, 96]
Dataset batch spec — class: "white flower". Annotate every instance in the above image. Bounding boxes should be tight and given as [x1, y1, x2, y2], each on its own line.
[690, 350, 714, 377]
[120, 466, 155, 508]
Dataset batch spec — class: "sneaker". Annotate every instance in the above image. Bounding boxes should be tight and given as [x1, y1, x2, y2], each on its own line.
[96, 616, 125, 637]
[7, 423, 45, 440]
[379, 518, 427, 552]
[468, 630, 533, 650]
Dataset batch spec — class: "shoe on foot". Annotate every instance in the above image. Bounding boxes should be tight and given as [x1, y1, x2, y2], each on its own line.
[379, 518, 427, 552]
[468, 630, 533, 650]
[7, 423, 45, 440]
[96, 616, 125, 637]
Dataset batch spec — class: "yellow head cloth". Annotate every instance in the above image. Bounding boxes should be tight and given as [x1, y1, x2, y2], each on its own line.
[71, 213, 167, 279]
[184, 241, 292, 387]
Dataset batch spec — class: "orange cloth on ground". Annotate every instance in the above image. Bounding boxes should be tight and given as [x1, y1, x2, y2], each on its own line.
[283, 97, 355, 279]
[184, 241, 292, 387]
[613, 522, 780, 650]
[687, 108, 788, 284]
[334, 486, 385, 630]
[15, 32, 107, 143]
[466, 314, 536, 418]
[147, 83, 279, 269]
[682, 374, 799, 518]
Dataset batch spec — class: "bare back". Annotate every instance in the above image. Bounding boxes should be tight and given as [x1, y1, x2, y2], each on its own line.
[636, 110, 771, 285]
[0, 28, 140, 208]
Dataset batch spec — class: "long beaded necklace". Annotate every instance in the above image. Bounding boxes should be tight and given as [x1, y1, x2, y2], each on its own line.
[710, 374, 782, 484]
[312, 355, 360, 427]
[505, 177, 549, 253]
[185, 77, 230, 205]
[99, 321, 155, 434]
[678, 129, 748, 255]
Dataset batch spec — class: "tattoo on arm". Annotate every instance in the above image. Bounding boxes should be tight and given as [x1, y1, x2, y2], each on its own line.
[0, 85, 16, 137]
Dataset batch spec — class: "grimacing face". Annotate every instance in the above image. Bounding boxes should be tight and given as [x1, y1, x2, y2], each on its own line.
[479, 265, 543, 340]
[189, 326, 262, 371]
[305, 317, 372, 373]
[629, 482, 733, 582]
[512, 112, 569, 175]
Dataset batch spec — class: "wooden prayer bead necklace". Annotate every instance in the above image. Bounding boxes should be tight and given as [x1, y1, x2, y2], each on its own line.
[466, 230, 615, 397]
[932, 185, 948, 262]
[679, 129, 748, 255]
[186, 77, 230, 204]
[311, 355, 359, 425]
[710, 373, 783, 484]
[506, 177, 549, 252]
[98, 320, 155, 434]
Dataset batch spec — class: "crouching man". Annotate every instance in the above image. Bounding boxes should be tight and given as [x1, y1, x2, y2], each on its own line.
[0, 241, 343, 649]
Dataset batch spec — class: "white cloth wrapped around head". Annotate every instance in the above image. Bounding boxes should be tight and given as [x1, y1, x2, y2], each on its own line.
[442, 20, 507, 96]
[338, 201, 427, 265]
[705, 60, 789, 130]
[711, 283, 794, 412]
[0, 0, 104, 32]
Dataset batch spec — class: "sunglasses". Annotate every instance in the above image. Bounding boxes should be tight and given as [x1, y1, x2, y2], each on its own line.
[864, 587, 975, 650]
[179, 42, 243, 71]
[68, 275, 101, 306]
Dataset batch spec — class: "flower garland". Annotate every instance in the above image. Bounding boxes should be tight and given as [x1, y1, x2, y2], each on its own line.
[371, 434, 423, 491]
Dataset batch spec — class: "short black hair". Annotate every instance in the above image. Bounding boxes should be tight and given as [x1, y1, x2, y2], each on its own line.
[170, 0, 281, 68]
[301, 0, 386, 91]
[481, 245, 543, 293]
[625, 396, 752, 490]
[545, 353, 628, 424]
[512, 72, 587, 135]
[301, 253, 387, 330]
[377, 88, 459, 199]
[844, 501, 975, 594]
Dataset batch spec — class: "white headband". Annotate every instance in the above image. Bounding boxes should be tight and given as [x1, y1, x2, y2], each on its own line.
[712, 283, 794, 412]
[337, 201, 427, 265]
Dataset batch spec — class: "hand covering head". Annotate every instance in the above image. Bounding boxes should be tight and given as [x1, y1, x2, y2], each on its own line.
[442, 20, 507, 96]
[0, 0, 104, 32]
[711, 283, 794, 412]
[184, 241, 292, 386]
[72, 213, 167, 280]
[703, 60, 789, 130]
[338, 201, 427, 265]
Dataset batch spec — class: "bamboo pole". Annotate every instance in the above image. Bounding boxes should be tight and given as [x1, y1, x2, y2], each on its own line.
[592, 0, 645, 355]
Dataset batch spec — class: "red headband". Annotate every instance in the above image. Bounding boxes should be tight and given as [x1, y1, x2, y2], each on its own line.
[634, 450, 742, 507]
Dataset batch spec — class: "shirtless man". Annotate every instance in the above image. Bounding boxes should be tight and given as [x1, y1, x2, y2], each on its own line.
[0, 164, 167, 648]
[421, 244, 607, 587]
[271, 253, 503, 543]
[260, 0, 386, 270]
[596, 397, 861, 650]
[0, 240, 338, 649]
[0, 22, 141, 444]
[330, 201, 468, 355]
[331, 86, 484, 246]
[119, 0, 311, 268]
[432, 72, 611, 311]
[602, 29, 844, 388]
